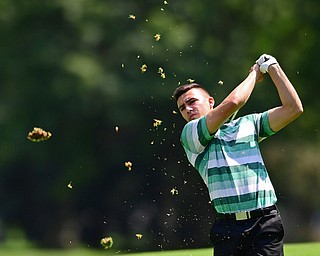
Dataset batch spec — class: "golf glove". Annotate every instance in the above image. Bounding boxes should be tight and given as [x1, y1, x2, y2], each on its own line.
[256, 54, 278, 73]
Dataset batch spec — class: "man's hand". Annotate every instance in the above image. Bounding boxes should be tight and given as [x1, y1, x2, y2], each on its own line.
[250, 63, 264, 83]
[256, 54, 278, 73]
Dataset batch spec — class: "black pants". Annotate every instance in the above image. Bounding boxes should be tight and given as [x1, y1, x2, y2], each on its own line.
[210, 211, 284, 256]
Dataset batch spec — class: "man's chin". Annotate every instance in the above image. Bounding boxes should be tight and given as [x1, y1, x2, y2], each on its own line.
[189, 115, 199, 121]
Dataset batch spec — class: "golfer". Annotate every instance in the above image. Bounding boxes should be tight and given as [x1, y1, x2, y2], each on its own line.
[173, 54, 303, 255]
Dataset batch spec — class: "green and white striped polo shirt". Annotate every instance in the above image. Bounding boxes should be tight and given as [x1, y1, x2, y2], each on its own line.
[181, 111, 277, 214]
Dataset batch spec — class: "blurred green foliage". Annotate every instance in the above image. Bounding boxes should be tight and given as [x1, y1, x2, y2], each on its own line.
[0, 0, 319, 252]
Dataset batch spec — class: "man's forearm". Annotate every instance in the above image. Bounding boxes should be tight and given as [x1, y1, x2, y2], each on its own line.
[268, 64, 303, 114]
[226, 68, 259, 108]
[205, 66, 259, 134]
[266, 64, 303, 131]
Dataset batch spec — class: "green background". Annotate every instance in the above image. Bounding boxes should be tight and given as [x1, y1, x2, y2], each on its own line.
[0, 0, 319, 252]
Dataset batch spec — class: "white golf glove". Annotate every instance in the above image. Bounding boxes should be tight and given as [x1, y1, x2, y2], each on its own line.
[255, 54, 278, 73]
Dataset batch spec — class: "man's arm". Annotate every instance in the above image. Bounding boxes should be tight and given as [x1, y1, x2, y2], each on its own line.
[266, 64, 303, 132]
[205, 64, 262, 134]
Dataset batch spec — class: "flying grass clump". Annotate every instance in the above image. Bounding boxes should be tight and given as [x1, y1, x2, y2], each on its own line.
[158, 67, 166, 79]
[140, 64, 147, 73]
[67, 181, 73, 189]
[27, 127, 52, 142]
[100, 236, 113, 249]
[170, 188, 178, 195]
[135, 233, 143, 239]
[128, 14, 136, 20]
[153, 119, 162, 128]
[125, 161, 133, 171]
[154, 33, 161, 41]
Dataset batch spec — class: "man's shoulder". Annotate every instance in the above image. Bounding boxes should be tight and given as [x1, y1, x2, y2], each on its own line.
[181, 116, 215, 153]
[231, 112, 266, 127]
[222, 113, 262, 128]
[181, 116, 208, 137]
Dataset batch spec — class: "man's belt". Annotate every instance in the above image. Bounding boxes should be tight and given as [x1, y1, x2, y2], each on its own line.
[216, 205, 278, 221]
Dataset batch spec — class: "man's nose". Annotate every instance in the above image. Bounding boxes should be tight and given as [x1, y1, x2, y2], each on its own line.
[186, 106, 193, 112]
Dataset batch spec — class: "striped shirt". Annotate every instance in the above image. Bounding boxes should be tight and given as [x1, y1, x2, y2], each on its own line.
[181, 111, 277, 213]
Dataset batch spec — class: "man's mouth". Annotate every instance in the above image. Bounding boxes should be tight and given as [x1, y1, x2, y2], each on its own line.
[189, 113, 197, 120]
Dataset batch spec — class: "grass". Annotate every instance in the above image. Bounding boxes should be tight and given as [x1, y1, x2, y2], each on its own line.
[0, 243, 319, 256]
[284, 242, 320, 256]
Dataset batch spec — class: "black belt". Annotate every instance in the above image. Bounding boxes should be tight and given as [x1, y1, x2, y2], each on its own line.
[216, 205, 278, 221]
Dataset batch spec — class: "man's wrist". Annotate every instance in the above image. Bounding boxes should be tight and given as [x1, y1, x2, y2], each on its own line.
[267, 63, 280, 75]
[248, 68, 259, 81]
[248, 70, 259, 84]
[256, 54, 278, 73]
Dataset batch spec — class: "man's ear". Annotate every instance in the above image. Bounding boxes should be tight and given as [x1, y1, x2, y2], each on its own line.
[209, 97, 215, 109]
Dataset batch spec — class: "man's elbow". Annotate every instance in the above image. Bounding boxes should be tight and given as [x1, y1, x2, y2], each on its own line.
[229, 98, 246, 109]
[292, 103, 304, 119]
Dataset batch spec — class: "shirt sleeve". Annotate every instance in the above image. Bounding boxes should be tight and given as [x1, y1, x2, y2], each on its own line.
[180, 116, 214, 154]
[258, 111, 277, 141]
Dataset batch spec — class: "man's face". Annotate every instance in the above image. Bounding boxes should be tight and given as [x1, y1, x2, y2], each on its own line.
[177, 88, 214, 122]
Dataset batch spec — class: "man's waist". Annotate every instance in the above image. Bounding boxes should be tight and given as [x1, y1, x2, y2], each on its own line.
[215, 205, 279, 221]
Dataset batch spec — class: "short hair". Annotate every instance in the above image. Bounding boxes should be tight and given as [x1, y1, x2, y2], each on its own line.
[172, 83, 210, 101]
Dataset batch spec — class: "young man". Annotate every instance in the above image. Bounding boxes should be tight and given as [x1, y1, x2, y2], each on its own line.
[173, 54, 303, 255]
